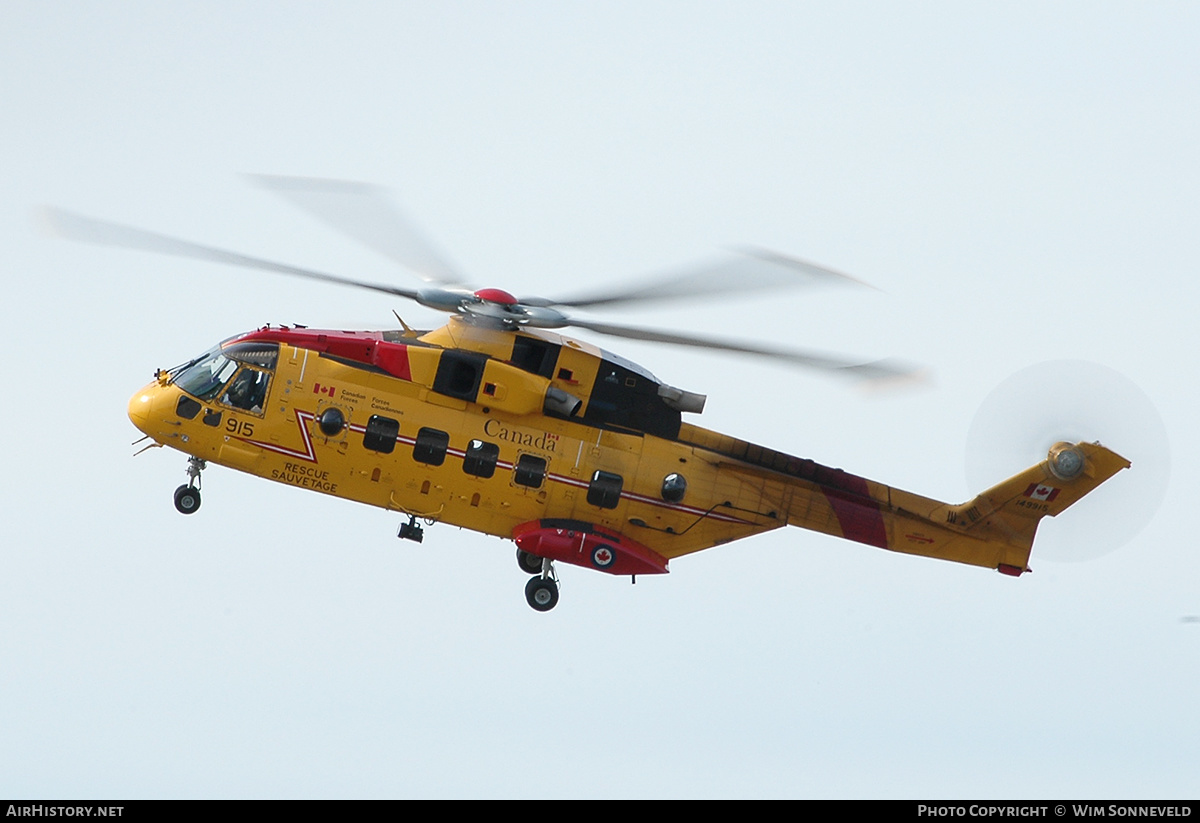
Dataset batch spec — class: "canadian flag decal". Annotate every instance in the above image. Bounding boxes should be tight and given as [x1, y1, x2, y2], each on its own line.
[313, 383, 336, 397]
[1023, 483, 1060, 502]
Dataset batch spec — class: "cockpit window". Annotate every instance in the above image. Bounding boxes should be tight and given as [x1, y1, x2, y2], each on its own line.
[175, 350, 240, 401]
[173, 342, 279, 405]
[220, 367, 271, 414]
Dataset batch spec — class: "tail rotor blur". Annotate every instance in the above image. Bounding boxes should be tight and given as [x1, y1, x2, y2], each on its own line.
[965, 360, 1169, 562]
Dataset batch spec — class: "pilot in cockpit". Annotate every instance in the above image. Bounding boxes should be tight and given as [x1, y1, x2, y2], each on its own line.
[221, 367, 269, 414]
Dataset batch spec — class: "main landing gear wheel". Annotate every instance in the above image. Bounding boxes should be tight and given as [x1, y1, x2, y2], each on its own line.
[173, 484, 201, 514]
[525, 576, 559, 612]
[516, 548, 544, 575]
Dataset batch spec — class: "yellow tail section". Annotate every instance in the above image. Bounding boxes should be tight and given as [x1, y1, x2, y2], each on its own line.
[679, 422, 1129, 575]
[776, 441, 1129, 574]
[930, 441, 1130, 573]
[862, 441, 1128, 574]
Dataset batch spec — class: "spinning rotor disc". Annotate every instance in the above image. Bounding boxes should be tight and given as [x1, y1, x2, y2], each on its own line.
[43, 175, 920, 385]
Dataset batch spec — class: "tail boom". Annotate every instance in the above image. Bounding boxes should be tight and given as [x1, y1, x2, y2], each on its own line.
[782, 441, 1130, 574]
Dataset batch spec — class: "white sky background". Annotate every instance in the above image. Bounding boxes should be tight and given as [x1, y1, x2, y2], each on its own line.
[2, 1, 1197, 798]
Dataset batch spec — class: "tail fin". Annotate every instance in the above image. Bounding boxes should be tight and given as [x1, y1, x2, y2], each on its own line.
[944, 441, 1130, 573]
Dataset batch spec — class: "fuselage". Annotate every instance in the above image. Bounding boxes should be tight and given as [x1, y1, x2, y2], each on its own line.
[128, 318, 1131, 582]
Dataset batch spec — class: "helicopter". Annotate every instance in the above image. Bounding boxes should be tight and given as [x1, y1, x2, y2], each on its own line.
[52, 176, 1130, 611]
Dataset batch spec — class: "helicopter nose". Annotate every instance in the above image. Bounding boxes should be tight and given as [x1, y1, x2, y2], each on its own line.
[128, 388, 154, 434]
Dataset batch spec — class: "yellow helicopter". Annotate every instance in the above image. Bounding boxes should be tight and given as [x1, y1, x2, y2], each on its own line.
[52, 177, 1129, 611]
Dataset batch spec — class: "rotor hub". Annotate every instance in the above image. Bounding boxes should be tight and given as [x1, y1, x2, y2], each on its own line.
[473, 287, 518, 306]
[1047, 442, 1087, 481]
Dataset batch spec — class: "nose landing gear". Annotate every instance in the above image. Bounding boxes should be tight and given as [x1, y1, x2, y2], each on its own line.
[173, 457, 206, 515]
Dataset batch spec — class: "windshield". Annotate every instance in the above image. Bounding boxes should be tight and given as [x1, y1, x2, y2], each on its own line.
[175, 348, 240, 401]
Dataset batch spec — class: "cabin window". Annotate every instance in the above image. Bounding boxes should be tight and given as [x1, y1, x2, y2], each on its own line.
[413, 427, 450, 466]
[317, 407, 346, 436]
[513, 454, 547, 489]
[587, 470, 624, 509]
[661, 472, 687, 502]
[462, 439, 500, 478]
[363, 415, 400, 453]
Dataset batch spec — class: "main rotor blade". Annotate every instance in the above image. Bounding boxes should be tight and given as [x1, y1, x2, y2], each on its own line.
[566, 317, 917, 383]
[42, 207, 421, 301]
[246, 174, 464, 285]
[546, 246, 875, 310]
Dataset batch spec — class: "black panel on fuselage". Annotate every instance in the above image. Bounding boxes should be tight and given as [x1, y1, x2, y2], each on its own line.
[582, 359, 681, 439]
[433, 350, 488, 401]
[511, 336, 561, 379]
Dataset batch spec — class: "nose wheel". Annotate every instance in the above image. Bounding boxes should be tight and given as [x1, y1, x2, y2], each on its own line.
[173, 457, 206, 515]
[173, 484, 201, 514]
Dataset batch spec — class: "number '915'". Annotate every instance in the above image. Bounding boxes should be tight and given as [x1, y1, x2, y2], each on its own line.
[226, 418, 254, 437]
